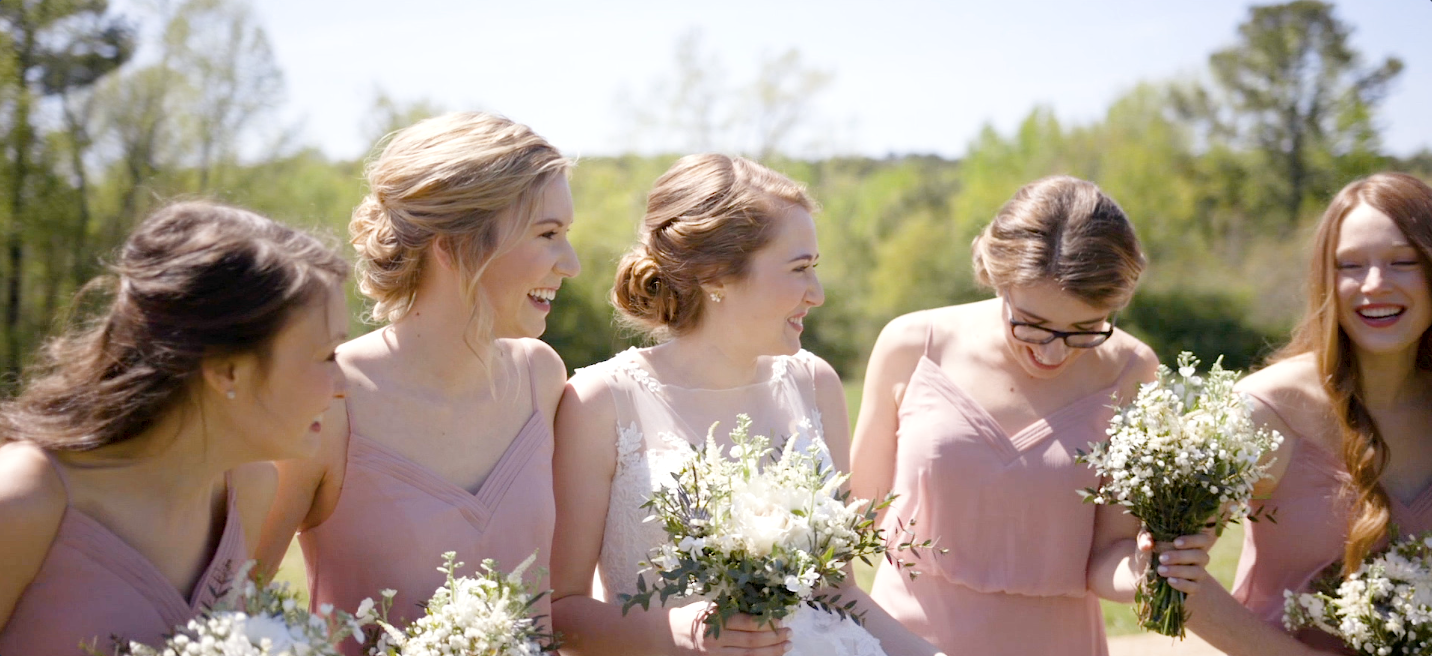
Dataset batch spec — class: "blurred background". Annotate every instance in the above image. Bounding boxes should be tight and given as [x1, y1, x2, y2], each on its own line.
[1, 0, 1429, 383]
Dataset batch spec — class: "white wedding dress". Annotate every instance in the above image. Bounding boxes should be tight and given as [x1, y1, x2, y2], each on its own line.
[583, 347, 887, 656]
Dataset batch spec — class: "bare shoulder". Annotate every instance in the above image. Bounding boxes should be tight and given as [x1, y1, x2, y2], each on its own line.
[517, 338, 569, 408]
[1235, 354, 1332, 444]
[868, 307, 946, 374]
[557, 363, 619, 436]
[1109, 329, 1160, 381]
[0, 441, 66, 532]
[0, 441, 67, 595]
[230, 461, 278, 553]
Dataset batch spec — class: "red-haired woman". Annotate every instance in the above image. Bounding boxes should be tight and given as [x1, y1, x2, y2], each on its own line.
[1188, 171, 1432, 655]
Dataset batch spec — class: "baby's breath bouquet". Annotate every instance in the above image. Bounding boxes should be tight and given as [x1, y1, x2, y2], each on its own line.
[366, 551, 557, 656]
[1077, 352, 1282, 638]
[102, 561, 373, 656]
[619, 414, 902, 638]
[1284, 531, 1432, 656]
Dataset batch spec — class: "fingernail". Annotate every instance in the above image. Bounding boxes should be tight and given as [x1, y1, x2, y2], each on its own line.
[1157, 565, 1169, 575]
[1175, 538, 1185, 547]
[1159, 554, 1169, 564]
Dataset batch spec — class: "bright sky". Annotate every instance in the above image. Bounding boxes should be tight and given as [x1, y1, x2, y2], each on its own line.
[238, 0, 1429, 160]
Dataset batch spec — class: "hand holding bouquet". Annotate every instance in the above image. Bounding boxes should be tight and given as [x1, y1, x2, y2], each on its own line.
[366, 551, 557, 656]
[1078, 352, 1282, 638]
[620, 414, 905, 637]
[103, 560, 372, 656]
[1285, 531, 1432, 656]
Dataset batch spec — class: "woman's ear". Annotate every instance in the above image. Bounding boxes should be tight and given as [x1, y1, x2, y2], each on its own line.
[431, 236, 455, 271]
[200, 355, 241, 401]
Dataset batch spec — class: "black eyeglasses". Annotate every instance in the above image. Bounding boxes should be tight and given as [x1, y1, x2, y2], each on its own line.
[1006, 300, 1116, 348]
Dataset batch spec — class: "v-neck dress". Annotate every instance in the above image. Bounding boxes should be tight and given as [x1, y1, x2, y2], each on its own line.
[1230, 390, 1432, 654]
[868, 317, 1123, 656]
[0, 454, 247, 656]
[298, 339, 556, 637]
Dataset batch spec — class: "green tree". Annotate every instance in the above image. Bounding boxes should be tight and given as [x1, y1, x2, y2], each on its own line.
[1193, 0, 1402, 230]
[0, 0, 131, 373]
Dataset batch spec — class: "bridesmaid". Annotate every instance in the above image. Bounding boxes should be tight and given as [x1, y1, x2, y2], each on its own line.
[1186, 172, 1432, 655]
[257, 112, 579, 633]
[849, 176, 1214, 656]
[0, 202, 348, 653]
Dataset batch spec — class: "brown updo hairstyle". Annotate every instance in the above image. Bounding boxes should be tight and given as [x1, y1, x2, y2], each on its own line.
[1, 201, 348, 451]
[612, 154, 815, 340]
[349, 112, 569, 348]
[1274, 172, 1432, 575]
[972, 175, 1146, 309]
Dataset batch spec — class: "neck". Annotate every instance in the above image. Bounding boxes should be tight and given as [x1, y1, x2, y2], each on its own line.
[655, 326, 764, 390]
[387, 277, 497, 392]
[1354, 345, 1426, 410]
[58, 404, 242, 505]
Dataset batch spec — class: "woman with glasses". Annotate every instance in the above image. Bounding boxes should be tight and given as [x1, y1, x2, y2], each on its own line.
[849, 176, 1214, 656]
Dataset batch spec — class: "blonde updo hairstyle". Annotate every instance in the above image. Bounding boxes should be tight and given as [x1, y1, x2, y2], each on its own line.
[613, 154, 815, 340]
[972, 175, 1146, 309]
[350, 112, 569, 347]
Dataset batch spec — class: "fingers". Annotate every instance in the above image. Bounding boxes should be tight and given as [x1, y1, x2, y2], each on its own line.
[709, 614, 790, 654]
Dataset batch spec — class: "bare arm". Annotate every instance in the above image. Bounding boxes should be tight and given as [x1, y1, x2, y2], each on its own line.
[0, 442, 67, 629]
[254, 398, 348, 579]
[848, 314, 925, 520]
[809, 355, 943, 656]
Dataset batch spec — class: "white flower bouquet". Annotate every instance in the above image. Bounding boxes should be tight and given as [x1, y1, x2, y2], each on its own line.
[1284, 531, 1432, 656]
[366, 551, 557, 656]
[619, 414, 920, 637]
[1077, 352, 1282, 638]
[100, 561, 372, 656]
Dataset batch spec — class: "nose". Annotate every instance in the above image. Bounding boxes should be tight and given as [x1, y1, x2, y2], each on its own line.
[1032, 339, 1069, 364]
[1361, 265, 1387, 294]
[557, 239, 581, 279]
[806, 272, 825, 308]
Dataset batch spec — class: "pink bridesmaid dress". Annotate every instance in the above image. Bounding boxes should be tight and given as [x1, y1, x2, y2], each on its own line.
[869, 319, 1123, 656]
[0, 453, 247, 656]
[1231, 391, 1432, 654]
[298, 339, 555, 638]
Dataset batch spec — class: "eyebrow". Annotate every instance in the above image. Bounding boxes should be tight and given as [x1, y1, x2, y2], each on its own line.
[1013, 305, 1107, 328]
[534, 218, 568, 228]
[787, 253, 818, 264]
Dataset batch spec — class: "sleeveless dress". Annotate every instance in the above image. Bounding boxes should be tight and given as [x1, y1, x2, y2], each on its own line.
[868, 317, 1120, 656]
[1230, 391, 1432, 654]
[299, 339, 556, 644]
[0, 452, 247, 656]
[584, 347, 887, 656]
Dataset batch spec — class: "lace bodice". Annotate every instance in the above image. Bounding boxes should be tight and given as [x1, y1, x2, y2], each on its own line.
[580, 347, 886, 656]
[587, 348, 831, 599]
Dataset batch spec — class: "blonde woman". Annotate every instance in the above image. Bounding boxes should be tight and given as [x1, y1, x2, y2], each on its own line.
[552, 154, 941, 656]
[850, 177, 1214, 656]
[1185, 172, 1432, 656]
[257, 113, 579, 635]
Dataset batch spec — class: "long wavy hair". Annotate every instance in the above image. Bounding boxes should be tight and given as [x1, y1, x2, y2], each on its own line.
[1275, 172, 1432, 574]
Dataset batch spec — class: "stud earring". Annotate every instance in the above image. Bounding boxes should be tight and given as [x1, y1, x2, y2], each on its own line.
[710, 292, 723, 303]
[226, 390, 237, 400]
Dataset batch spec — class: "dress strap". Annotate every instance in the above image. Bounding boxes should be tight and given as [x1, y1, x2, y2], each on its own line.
[518, 339, 540, 404]
[36, 446, 74, 500]
[923, 309, 938, 357]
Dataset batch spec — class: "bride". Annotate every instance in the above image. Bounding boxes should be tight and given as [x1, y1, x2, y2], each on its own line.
[550, 154, 942, 656]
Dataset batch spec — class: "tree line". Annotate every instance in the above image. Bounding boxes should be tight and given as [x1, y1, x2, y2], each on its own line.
[2, 0, 1428, 388]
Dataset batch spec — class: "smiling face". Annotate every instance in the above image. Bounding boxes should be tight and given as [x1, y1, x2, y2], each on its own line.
[235, 282, 348, 460]
[1001, 281, 1117, 380]
[1334, 202, 1432, 361]
[709, 204, 824, 357]
[482, 175, 581, 339]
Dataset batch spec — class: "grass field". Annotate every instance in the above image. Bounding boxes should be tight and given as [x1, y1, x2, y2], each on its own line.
[270, 379, 1247, 637]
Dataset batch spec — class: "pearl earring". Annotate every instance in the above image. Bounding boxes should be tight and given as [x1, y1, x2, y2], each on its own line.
[226, 390, 237, 400]
[710, 292, 723, 303]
